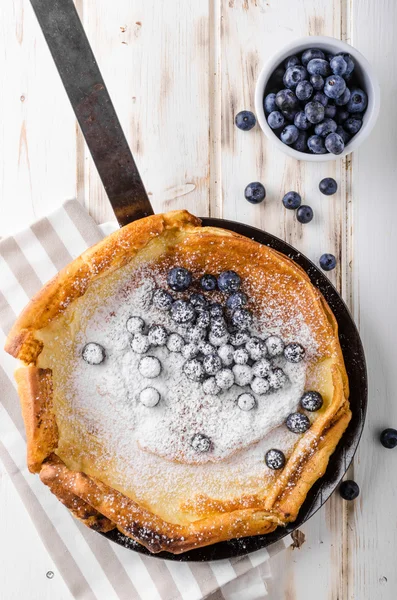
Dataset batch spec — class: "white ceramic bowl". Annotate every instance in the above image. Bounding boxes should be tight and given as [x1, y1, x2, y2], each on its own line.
[255, 36, 380, 161]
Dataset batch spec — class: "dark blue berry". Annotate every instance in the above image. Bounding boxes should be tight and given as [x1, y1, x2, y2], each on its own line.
[196, 310, 210, 328]
[319, 177, 338, 195]
[226, 292, 247, 311]
[315, 118, 337, 138]
[344, 117, 362, 135]
[319, 253, 336, 271]
[283, 191, 301, 210]
[295, 80, 313, 101]
[264, 93, 277, 114]
[313, 91, 328, 106]
[267, 110, 285, 130]
[335, 87, 351, 106]
[232, 308, 253, 329]
[305, 101, 325, 124]
[286, 412, 311, 433]
[209, 303, 224, 318]
[301, 391, 323, 411]
[284, 342, 306, 362]
[167, 267, 192, 291]
[324, 75, 346, 100]
[171, 299, 195, 323]
[296, 205, 313, 223]
[301, 48, 325, 66]
[347, 88, 368, 113]
[283, 66, 308, 90]
[235, 110, 256, 131]
[281, 124, 299, 145]
[200, 274, 217, 291]
[307, 134, 326, 154]
[335, 108, 350, 124]
[152, 289, 173, 310]
[310, 74, 324, 90]
[245, 182, 266, 204]
[293, 131, 308, 152]
[380, 428, 397, 449]
[284, 55, 300, 69]
[265, 449, 286, 470]
[330, 55, 347, 76]
[339, 480, 360, 501]
[325, 132, 345, 155]
[275, 89, 299, 113]
[336, 126, 351, 144]
[336, 53, 355, 77]
[272, 66, 285, 85]
[217, 271, 241, 293]
[307, 58, 331, 77]
[324, 103, 337, 119]
[189, 293, 208, 312]
[294, 111, 311, 131]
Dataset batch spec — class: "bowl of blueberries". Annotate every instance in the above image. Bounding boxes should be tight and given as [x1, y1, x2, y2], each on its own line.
[255, 36, 380, 160]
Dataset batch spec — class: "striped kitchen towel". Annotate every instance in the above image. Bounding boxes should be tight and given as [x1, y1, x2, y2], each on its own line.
[0, 199, 289, 600]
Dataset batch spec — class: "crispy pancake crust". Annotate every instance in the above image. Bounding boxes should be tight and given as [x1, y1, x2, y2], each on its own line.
[5, 210, 351, 554]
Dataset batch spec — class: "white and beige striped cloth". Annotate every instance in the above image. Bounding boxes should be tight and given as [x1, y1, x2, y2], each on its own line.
[0, 199, 289, 600]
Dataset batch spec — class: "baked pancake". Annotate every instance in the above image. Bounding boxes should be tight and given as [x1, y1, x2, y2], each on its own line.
[5, 210, 351, 554]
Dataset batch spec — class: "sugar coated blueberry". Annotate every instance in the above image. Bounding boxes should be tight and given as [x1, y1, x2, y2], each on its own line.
[264, 92, 277, 114]
[283, 66, 308, 90]
[295, 80, 313, 101]
[330, 55, 347, 76]
[183, 359, 205, 382]
[185, 325, 206, 343]
[251, 376, 270, 395]
[324, 75, 346, 100]
[189, 293, 208, 313]
[319, 253, 336, 271]
[339, 480, 360, 501]
[202, 377, 221, 396]
[305, 101, 325, 124]
[167, 267, 192, 291]
[283, 191, 301, 210]
[281, 124, 299, 145]
[268, 110, 285, 130]
[196, 310, 210, 328]
[182, 343, 200, 359]
[138, 355, 161, 378]
[235, 110, 256, 131]
[246, 337, 266, 360]
[209, 329, 230, 348]
[319, 177, 338, 195]
[233, 347, 249, 365]
[167, 332, 184, 353]
[325, 132, 345, 155]
[269, 367, 287, 390]
[310, 74, 324, 90]
[198, 340, 216, 356]
[209, 302, 224, 319]
[226, 292, 247, 311]
[300, 390, 323, 411]
[171, 299, 195, 324]
[380, 428, 397, 449]
[200, 274, 217, 291]
[139, 387, 160, 407]
[233, 364, 253, 386]
[286, 412, 310, 433]
[265, 335, 284, 357]
[344, 117, 362, 135]
[307, 58, 331, 77]
[191, 433, 212, 453]
[148, 324, 168, 346]
[218, 344, 235, 366]
[301, 48, 325, 66]
[230, 331, 250, 347]
[296, 205, 313, 224]
[232, 308, 253, 329]
[203, 353, 222, 375]
[252, 358, 271, 379]
[82, 342, 106, 365]
[215, 368, 235, 390]
[284, 342, 305, 363]
[315, 118, 337, 138]
[126, 316, 145, 334]
[152, 289, 173, 311]
[131, 333, 150, 354]
[265, 449, 286, 470]
[244, 182, 266, 204]
[237, 393, 256, 411]
[294, 111, 310, 131]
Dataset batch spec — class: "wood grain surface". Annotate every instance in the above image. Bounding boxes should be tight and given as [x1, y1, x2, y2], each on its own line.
[0, 0, 395, 599]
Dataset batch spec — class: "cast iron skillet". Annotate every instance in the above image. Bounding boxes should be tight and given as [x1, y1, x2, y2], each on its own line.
[29, 0, 367, 561]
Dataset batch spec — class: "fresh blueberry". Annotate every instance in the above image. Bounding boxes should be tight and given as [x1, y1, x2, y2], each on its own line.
[296, 205, 313, 224]
[264, 92, 277, 114]
[82, 342, 106, 365]
[335, 87, 351, 106]
[336, 53, 355, 77]
[283, 66, 308, 90]
[380, 428, 397, 449]
[282, 191, 301, 210]
[313, 91, 328, 106]
[293, 131, 309, 152]
[294, 111, 311, 131]
[305, 101, 325, 124]
[300, 391, 323, 411]
[310, 74, 324, 90]
[319, 253, 337, 271]
[226, 292, 247, 311]
[232, 308, 253, 329]
[167, 267, 192, 291]
[209, 303, 224, 319]
[324, 75, 346, 99]
[275, 89, 299, 114]
[280, 124, 299, 145]
[284, 342, 306, 362]
[235, 110, 256, 131]
[336, 125, 351, 144]
[170, 299, 195, 323]
[344, 117, 363, 135]
[315, 118, 337, 138]
[152, 289, 173, 310]
[200, 274, 217, 291]
[295, 80, 313, 101]
[335, 108, 350, 124]
[267, 110, 285, 130]
[301, 48, 325, 66]
[284, 55, 300, 69]
[307, 58, 331, 77]
[286, 412, 311, 434]
[265, 449, 286, 470]
[307, 134, 326, 154]
[347, 88, 368, 113]
[245, 182, 266, 204]
[189, 293, 208, 312]
[325, 132, 345, 155]
[217, 270, 241, 293]
[324, 103, 337, 119]
[339, 480, 360, 501]
[319, 177, 338, 195]
[330, 55, 347, 76]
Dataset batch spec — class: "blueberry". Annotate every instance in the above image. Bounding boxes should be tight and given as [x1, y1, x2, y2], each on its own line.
[245, 182, 266, 204]
[265, 449, 286, 470]
[280, 124, 299, 145]
[251, 376, 270, 395]
[313, 91, 328, 107]
[300, 390, 323, 411]
[271, 66, 285, 85]
[167, 267, 192, 291]
[282, 191, 301, 210]
[148, 324, 168, 346]
[286, 412, 311, 433]
[315, 118, 337, 138]
[131, 333, 150, 354]
[237, 393, 256, 411]
[330, 55, 347, 76]
[126, 315, 145, 334]
[347, 88, 368, 113]
[319, 177, 338, 195]
[307, 135, 326, 154]
[183, 359, 205, 382]
[293, 131, 308, 152]
[264, 92, 277, 114]
[324, 104, 337, 119]
[209, 303, 224, 318]
[335, 108, 350, 124]
[336, 53, 355, 76]
[252, 358, 271, 378]
[269, 367, 287, 390]
[190, 433, 212, 453]
[201, 274, 217, 291]
[246, 337, 266, 360]
[218, 344, 235, 365]
[265, 335, 284, 357]
[139, 387, 161, 408]
[307, 58, 331, 77]
[284, 342, 305, 363]
[202, 377, 221, 396]
[283, 66, 308, 90]
[294, 111, 311, 131]
[305, 101, 325, 124]
[233, 364, 253, 386]
[189, 293, 208, 312]
[296, 205, 313, 224]
[325, 132, 345, 155]
[226, 292, 247, 311]
[82, 342, 106, 365]
[203, 353, 222, 375]
[275, 89, 299, 113]
[267, 110, 285, 130]
[138, 355, 162, 378]
[167, 332, 184, 353]
[336, 126, 351, 144]
[152, 289, 173, 311]
[217, 270, 241, 293]
[295, 80, 313, 101]
[232, 308, 253, 329]
[380, 428, 397, 449]
[215, 368, 235, 390]
[233, 347, 249, 365]
[339, 480, 360, 501]
[185, 325, 206, 344]
[324, 75, 346, 100]
[301, 48, 325, 66]
[310, 74, 324, 90]
[335, 87, 351, 106]
[235, 110, 256, 131]
[319, 253, 336, 271]
[344, 117, 362, 135]
[284, 55, 300, 69]
[170, 299, 195, 323]
[229, 331, 250, 347]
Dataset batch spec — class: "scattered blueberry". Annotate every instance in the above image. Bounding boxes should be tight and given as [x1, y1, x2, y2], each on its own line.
[308, 134, 326, 154]
[139, 387, 161, 408]
[330, 55, 347, 76]
[167, 267, 192, 291]
[325, 132, 345, 154]
[235, 110, 256, 131]
[265, 449, 286, 470]
[244, 182, 266, 204]
[315, 118, 337, 138]
[191, 433, 212, 453]
[310, 74, 324, 90]
[131, 333, 150, 354]
[319, 253, 337, 271]
[82, 342, 106, 365]
[380, 428, 397, 449]
[284, 342, 305, 362]
[170, 299, 195, 323]
[307, 58, 331, 77]
[152, 289, 173, 311]
[284, 55, 300, 69]
[232, 308, 253, 329]
[319, 177, 338, 195]
[282, 191, 301, 210]
[226, 292, 247, 311]
[286, 412, 311, 433]
[283, 66, 308, 90]
[313, 91, 328, 107]
[347, 88, 368, 113]
[300, 391, 323, 411]
[293, 131, 308, 152]
[335, 87, 351, 106]
[324, 103, 337, 119]
[305, 101, 325, 124]
[217, 270, 241, 293]
[296, 205, 314, 223]
[281, 124, 299, 145]
[301, 48, 325, 66]
[267, 110, 285, 130]
[126, 315, 145, 334]
[295, 80, 313, 101]
[237, 393, 256, 411]
[264, 92, 277, 114]
[189, 293, 208, 312]
[339, 480, 360, 501]
[201, 274, 217, 291]
[294, 111, 311, 131]
[344, 116, 362, 135]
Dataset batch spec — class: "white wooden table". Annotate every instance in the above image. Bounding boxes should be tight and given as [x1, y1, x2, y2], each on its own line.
[1, 1, 396, 598]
